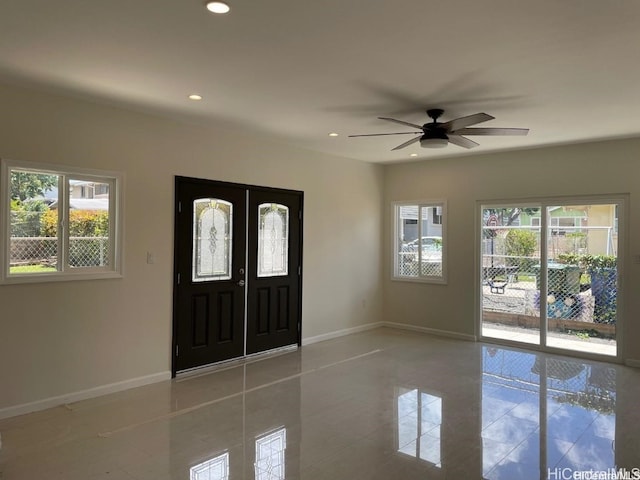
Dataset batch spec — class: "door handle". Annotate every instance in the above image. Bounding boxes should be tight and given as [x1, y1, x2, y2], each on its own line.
[237, 280, 245, 287]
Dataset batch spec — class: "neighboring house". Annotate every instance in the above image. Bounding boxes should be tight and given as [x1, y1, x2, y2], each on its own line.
[70, 180, 109, 200]
[399, 205, 443, 242]
[39, 181, 109, 210]
[520, 206, 617, 255]
[49, 198, 109, 211]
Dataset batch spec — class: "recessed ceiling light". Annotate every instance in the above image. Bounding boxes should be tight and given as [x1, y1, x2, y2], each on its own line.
[328, 132, 339, 137]
[206, 1, 230, 14]
[188, 94, 203, 100]
[410, 153, 418, 157]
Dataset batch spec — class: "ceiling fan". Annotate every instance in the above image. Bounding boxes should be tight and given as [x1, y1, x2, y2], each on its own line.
[349, 109, 529, 150]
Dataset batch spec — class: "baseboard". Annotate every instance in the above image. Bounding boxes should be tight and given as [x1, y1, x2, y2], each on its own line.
[0, 371, 171, 420]
[625, 359, 640, 368]
[301, 321, 475, 346]
[301, 322, 384, 346]
[382, 321, 477, 342]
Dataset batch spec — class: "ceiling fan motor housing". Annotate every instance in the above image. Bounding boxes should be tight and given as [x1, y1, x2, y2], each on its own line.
[422, 123, 448, 140]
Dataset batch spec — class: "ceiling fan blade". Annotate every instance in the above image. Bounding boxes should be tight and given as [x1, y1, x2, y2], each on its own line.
[441, 113, 494, 132]
[378, 117, 423, 129]
[392, 136, 421, 151]
[447, 135, 479, 149]
[452, 127, 529, 136]
[348, 132, 420, 137]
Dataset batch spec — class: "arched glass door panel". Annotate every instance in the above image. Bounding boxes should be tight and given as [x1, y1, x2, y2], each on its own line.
[192, 198, 232, 282]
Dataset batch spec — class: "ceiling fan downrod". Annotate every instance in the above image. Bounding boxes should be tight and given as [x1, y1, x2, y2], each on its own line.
[426, 108, 444, 123]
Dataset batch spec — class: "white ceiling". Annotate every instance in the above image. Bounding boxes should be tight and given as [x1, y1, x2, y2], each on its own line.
[2, 0, 640, 163]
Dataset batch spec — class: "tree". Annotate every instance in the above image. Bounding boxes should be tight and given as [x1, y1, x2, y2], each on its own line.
[10, 171, 57, 201]
[10, 199, 49, 237]
[483, 207, 540, 239]
[484, 207, 540, 227]
[505, 229, 537, 272]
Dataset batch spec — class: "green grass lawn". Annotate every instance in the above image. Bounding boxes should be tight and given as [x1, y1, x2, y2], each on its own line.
[10, 264, 57, 273]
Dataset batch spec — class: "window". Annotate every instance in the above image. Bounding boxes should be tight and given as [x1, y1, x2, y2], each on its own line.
[432, 207, 442, 225]
[531, 214, 586, 233]
[393, 201, 446, 283]
[1, 159, 123, 283]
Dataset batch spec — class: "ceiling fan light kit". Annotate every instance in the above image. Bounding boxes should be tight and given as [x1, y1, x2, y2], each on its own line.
[349, 108, 529, 151]
[420, 136, 448, 149]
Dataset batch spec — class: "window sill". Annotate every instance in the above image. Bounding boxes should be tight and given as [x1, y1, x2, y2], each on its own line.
[391, 276, 447, 285]
[1, 270, 123, 285]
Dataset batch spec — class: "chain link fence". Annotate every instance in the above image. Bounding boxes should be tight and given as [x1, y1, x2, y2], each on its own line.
[10, 210, 109, 270]
[398, 255, 442, 276]
[398, 244, 443, 277]
[482, 225, 618, 327]
[10, 236, 110, 269]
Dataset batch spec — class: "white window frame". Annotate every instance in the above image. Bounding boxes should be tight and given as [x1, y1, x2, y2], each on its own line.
[392, 200, 447, 284]
[1, 159, 124, 284]
[477, 194, 626, 363]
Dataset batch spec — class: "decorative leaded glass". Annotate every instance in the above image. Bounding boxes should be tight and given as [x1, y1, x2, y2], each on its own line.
[192, 199, 232, 282]
[190, 451, 229, 480]
[255, 428, 286, 480]
[258, 203, 289, 277]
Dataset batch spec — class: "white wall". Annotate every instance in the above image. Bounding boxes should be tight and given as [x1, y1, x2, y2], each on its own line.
[384, 138, 640, 364]
[0, 82, 385, 414]
[5, 78, 638, 417]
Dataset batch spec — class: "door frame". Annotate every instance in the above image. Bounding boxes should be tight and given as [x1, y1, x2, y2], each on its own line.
[476, 193, 627, 364]
[172, 176, 304, 376]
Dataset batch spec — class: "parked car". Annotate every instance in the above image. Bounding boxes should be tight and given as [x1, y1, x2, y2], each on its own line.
[402, 236, 442, 263]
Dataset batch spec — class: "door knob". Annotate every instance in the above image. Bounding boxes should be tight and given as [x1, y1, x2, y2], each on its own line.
[238, 280, 245, 287]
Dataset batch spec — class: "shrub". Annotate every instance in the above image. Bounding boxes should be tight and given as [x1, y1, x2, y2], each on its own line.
[41, 210, 57, 237]
[505, 229, 537, 273]
[40, 209, 109, 267]
[557, 253, 616, 272]
[10, 199, 49, 237]
[557, 253, 617, 324]
[565, 232, 587, 252]
[42, 209, 109, 237]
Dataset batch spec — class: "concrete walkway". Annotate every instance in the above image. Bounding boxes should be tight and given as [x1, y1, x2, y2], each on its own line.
[482, 281, 617, 357]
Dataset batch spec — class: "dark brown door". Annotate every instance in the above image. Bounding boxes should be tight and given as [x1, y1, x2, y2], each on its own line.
[246, 189, 302, 354]
[174, 178, 247, 372]
[173, 177, 303, 374]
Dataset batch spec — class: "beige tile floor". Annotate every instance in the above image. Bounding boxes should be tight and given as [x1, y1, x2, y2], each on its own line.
[1, 328, 639, 479]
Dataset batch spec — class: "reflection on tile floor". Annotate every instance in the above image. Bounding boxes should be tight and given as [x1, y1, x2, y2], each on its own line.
[1, 328, 639, 479]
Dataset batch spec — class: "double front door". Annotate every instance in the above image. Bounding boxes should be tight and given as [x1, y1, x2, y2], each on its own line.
[173, 177, 303, 374]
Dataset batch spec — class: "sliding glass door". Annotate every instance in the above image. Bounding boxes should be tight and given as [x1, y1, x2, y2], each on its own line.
[480, 204, 542, 346]
[544, 203, 619, 356]
[480, 198, 622, 358]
